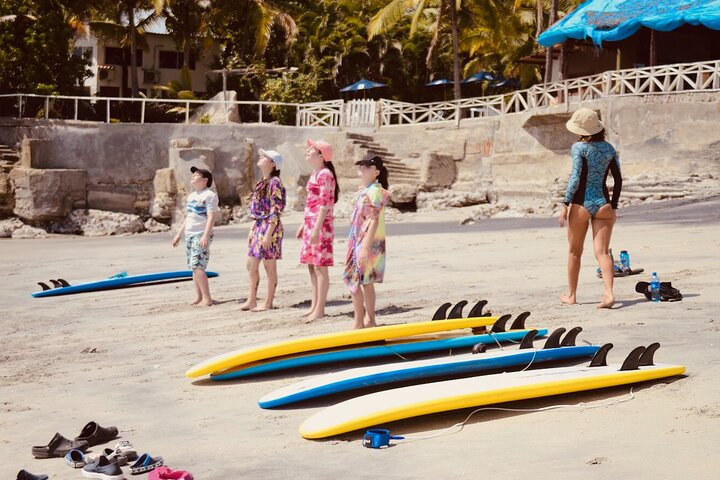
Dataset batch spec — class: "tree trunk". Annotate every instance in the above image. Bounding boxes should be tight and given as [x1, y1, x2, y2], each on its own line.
[182, 6, 190, 68]
[544, 0, 558, 83]
[425, 0, 447, 75]
[535, 0, 544, 39]
[129, 5, 139, 98]
[448, 0, 461, 100]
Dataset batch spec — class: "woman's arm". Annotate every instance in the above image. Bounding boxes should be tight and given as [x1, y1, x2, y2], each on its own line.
[609, 156, 622, 209]
[357, 216, 379, 270]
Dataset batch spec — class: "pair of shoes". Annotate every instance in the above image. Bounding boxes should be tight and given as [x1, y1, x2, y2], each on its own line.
[635, 281, 684, 302]
[17, 470, 48, 480]
[32, 422, 118, 459]
[149, 466, 194, 480]
[82, 456, 125, 480]
[86, 441, 138, 466]
[130, 453, 164, 475]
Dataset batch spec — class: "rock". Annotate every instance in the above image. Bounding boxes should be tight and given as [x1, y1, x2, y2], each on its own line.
[419, 151, 456, 191]
[388, 183, 418, 205]
[144, 218, 171, 233]
[150, 168, 177, 221]
[230, 205, 251, 224]
[11, 224, 49, 239]
[0, 172, 14, 217]
[190, 91, 240, 124]
[20, 139, 52, 169]
[66, 209, 145, 236]
[0, 217, 24, 237]
[416, 190, 488, 210]
[170, 138, 193, 148]
[216, 205, 232, 226]
[291, 185, 308, 212]
[11, 168, 88, 223]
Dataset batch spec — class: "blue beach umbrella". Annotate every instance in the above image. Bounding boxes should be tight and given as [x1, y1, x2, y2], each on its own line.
[340, 79, 387, 92]
[462, 71, 497, 84]
[425, 78, 452, 87]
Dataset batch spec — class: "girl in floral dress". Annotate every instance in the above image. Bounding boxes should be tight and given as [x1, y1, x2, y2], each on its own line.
[296, 139, 340, 321]
[343, 154, 390, 329]
[241, 149, 286, 312]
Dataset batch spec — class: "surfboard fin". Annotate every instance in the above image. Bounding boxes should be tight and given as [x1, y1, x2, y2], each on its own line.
[619, 346, 647, 371]
[490, 314, 512, 333]
[543, 327, 567, 349]
[560, 327, 583, 347]
[519, 329, 539, 349]
[589, 343, 613, 367]
[49, 279, 62, 288]
[431, 302, 452, 320]
[447, 300, 468, 319]
[57, 278, 70, 287]
[37, 282, 51, 291]
[471, 343, 487, 354]
[509, 311, 531, 330]
[638, 342, 660, 366]
[467, 300, 488, 319]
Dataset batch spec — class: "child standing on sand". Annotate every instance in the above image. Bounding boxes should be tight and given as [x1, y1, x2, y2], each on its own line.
[343, 154, 390, 329]
[297, 139, 340, 321]
[172, 166, 218, 307]
[240, 149, 286, 312]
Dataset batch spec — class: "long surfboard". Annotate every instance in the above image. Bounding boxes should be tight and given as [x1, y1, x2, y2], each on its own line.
[299, 343, 685, 439]
[211, 313, 541, 381]
[186, 315, 503, 379]
[31, 270, 219, 298]
[260, 328, 595, 408]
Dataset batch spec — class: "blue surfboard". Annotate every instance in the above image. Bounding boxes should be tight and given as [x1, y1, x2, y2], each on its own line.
[210, 328, 549, 381]
[31, 270, 219, 298]
[259, 330, 598, 408]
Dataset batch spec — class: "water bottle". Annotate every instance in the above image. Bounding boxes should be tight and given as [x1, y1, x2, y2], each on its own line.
[650, 272, 661, 302]
[619, 250, 630, 271]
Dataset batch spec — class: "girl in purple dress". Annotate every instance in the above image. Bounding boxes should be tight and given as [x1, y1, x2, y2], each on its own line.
[240, 149, 286, 312]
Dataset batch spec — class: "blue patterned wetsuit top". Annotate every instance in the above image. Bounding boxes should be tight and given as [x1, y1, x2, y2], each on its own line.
[564, 141, 622, 216]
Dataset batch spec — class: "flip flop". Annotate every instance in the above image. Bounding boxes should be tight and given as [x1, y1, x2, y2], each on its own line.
[130, 453, 164, 474]
[74, 422, 119, 447]
[65, 449, 87, 468]
[32, 432, 88, 459]
[17, 470, 49, 480]
[149, 467, 194, 480]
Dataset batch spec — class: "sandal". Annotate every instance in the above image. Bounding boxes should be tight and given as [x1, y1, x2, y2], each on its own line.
[87, 441, 138, 466]
[16, 470, 49, 480]
[32, 432, 89, 459]
[65, 449, 87, 468]
[149, 467, 194, 480]
[130, 453, 164, 475]
[74, 422, 119, 447]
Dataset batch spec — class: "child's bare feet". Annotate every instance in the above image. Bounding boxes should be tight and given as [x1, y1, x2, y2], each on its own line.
[353, 322, 365, 329]
[190, 297, 202, 306]
[239, 300, 256, 311]
[560, 293, 576, 305]
[198, 299, 214, 307]
[598, 296, 615, 309]
[301, 308, 315, 317]
[307, 311, 326, 321]
[364, 315, 377, 328]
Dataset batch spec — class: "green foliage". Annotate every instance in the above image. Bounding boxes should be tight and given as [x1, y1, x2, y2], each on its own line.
[0, 0, 92, 94]
[261, 72, 321, 124]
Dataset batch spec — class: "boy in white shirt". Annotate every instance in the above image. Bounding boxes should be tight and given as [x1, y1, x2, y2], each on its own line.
[172, 166, 219, 306]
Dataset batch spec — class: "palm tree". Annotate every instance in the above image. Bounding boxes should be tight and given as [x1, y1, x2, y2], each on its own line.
[369, 0, 466, 100]
[152, 0, 208, 69]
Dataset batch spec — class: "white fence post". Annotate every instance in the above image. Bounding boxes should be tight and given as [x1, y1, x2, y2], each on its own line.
[106, 100, 110, 123]
[140, 99, 146, 124]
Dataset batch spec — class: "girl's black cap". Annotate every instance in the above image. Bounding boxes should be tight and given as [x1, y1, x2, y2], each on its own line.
[355, 154, 384, 169]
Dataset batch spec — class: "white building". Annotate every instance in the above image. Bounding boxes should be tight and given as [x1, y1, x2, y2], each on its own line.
[74, 15, 219, 97]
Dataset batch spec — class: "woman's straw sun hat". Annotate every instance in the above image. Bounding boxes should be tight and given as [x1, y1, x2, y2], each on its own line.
[566, 108, 604, 136]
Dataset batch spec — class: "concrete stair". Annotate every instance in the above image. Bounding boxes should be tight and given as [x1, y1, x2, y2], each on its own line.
[347, 133, 420, 183]
[0, 143, 20, 173]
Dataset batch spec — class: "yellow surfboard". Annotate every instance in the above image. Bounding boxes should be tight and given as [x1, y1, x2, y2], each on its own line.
[299, 344, 685, 438]
[185, 316, 499, 378]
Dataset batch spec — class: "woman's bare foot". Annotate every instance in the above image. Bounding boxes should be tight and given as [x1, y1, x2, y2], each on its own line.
[560, 293, 577, 305]
[190, 297, 202, 306]
[353, 322, 365, 329]
[251, 304, 273, 312]
[239, 300, 256, 311]
[364, 320, 377, 328]
[198, 299, 214, 307]
[307, 311, 326, 321]
[301, 307, 316, 317]
[598, 296, 615, 309]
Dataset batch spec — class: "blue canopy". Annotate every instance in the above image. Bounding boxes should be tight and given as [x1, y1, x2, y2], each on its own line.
[539, 0, 720, 47]
[462, 71, 497, 84]
[425, 78, 452, 86]
[340, 79, 387, 92]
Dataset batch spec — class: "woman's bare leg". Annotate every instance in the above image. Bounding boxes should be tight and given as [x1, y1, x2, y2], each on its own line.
[592, 205, 617, 308]
[240, 257, 260, 310]
[308, 266, 329, 321]
[252, 259, 277, 311]
[561, 205, 590, 304]
[362, 283, 376, 328]
[351, 287, 365, 329]
[302, 264, 318, 317]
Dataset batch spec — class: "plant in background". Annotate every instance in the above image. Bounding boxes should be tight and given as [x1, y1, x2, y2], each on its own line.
[260, 72, 320, 125]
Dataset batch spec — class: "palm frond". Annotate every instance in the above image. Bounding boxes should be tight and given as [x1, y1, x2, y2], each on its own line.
[368, 0, 410, 40]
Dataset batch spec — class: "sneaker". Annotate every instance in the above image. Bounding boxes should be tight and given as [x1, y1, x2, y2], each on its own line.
[82, 455, 124, 480]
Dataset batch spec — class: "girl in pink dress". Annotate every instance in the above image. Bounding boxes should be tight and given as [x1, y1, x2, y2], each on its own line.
[296, 139, 339, 320]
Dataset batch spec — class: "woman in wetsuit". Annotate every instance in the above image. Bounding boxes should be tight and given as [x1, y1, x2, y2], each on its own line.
[559, 108, 622, 309]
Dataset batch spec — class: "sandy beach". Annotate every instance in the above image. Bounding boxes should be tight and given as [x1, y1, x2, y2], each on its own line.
[2, 197, 719, 479]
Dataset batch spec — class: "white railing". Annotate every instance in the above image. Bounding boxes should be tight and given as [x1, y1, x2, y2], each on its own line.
[1, 59, 718, 128]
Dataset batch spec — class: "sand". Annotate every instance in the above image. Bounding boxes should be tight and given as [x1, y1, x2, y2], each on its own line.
[2, 197, 719, 479]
